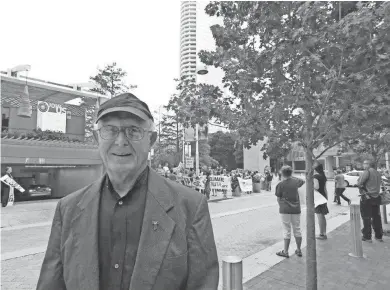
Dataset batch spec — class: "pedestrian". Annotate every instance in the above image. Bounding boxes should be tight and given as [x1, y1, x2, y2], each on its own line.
[358, 159, 383, 242]
[334, 169, 351, 205]
[314, 163, 329, 240]
[266, 170, 273, 191]
[275, 166, 305, 258]
[37, 93, 219, 290]
[204, 171, 211, 200]
[1, 167, 13, 207]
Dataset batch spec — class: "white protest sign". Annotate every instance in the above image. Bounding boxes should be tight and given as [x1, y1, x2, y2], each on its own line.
[237, 177, 253, 192]
[314, 190, 328, 208]
[1, 175, 25, 192]
[209, 175, 230, 191]
[1, 175, 25, 207]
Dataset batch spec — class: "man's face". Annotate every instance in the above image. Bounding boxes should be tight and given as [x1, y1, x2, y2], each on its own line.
[363, 161, 370, 170]
[97, 112, 156, 175]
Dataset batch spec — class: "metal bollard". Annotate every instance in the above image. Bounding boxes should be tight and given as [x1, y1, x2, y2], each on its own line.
[349, 204, 365, 258]
[222, 256, 243, 290]
[382, 205, 388, 224]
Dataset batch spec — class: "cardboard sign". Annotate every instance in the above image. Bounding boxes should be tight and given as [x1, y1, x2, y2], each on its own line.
[209, 175, 230, 191]
[1, 175, 25, 192]
[237, 177, 253, 192]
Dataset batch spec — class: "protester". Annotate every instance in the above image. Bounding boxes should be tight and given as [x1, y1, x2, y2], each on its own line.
[314, 163, 329, 240]
[37, 93, 219, 290]
[358, 159, 383, 242]
[266, 170, 273, 191]
[334, 169, 351, 205]
[1, 167, 13, 207]
[204, 171, 211, 200]
[163, 162, 169, 173]
[275, 166, 305, 258]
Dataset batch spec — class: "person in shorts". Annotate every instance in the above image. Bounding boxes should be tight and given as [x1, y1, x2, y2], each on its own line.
[275, 166, 305, 258]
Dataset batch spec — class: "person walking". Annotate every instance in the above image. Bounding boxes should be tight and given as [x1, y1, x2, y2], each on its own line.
[266, 170, 273, 191]
[358, 159, 383, 242]
[275, 166, 305, 258]
[314, 163, 329, 240]
[334, 170, 351, 205]
[37, 93, 219, 290]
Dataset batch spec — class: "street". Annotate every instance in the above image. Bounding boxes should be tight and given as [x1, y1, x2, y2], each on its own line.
[1, 181, 360, 290]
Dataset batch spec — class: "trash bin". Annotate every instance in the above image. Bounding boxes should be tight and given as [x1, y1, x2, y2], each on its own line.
[260, 178, 267, 190]
[253, 182, 261, 193]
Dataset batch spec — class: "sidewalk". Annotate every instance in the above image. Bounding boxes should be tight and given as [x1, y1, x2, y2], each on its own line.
[244, 219, 390, 290]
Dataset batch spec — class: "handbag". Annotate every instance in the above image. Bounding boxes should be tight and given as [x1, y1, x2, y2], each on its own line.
[380, 190, 390, 205]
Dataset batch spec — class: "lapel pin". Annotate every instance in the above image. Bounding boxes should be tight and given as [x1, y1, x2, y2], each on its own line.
[152, 221, 159, 231]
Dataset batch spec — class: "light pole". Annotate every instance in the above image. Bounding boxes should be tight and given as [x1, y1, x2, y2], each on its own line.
[195, 65, 209, 176]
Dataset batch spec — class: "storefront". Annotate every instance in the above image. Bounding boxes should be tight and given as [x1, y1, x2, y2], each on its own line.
[1, 71, 109, 197]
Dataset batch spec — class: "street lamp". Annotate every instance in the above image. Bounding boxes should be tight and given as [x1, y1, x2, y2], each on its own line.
[195, 65, 209, 176]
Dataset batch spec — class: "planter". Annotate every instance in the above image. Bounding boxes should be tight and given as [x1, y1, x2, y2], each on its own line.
[233, 186, 242, 197]
[253, 182, 261, 193]
[260, 180, 267, 190]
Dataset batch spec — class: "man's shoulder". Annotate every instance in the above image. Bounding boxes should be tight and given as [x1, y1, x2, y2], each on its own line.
[59, 181, 98, 209]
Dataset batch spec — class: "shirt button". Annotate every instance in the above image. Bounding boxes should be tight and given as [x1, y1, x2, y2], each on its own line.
[114, 264, 119, 269]
[118, 201, 123, 205]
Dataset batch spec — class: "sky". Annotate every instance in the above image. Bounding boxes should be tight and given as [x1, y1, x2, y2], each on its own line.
[0, 0, 183, 113]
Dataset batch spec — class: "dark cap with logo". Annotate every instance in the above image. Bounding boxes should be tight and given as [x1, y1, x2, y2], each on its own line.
[95, 93, 154, 123]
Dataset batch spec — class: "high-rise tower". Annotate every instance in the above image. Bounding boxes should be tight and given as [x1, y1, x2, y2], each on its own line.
[180, 1, 197, 78]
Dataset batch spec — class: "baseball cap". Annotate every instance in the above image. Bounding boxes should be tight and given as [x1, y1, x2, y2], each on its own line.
[95, 93, 154, 123]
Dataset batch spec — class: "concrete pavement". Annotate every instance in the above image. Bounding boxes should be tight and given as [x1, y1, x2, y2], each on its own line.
[244, 212, 390, 290]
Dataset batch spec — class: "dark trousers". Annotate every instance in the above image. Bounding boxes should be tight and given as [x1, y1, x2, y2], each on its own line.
[360, 196, 383, 239]
[335, 188, 350, 204]
[1, 186, 10, 207]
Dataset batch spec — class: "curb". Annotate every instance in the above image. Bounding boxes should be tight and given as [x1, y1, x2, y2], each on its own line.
[208, 197, 233, 203]
[217, 210, 351, 289]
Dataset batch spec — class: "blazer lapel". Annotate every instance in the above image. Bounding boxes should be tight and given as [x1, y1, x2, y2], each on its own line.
[130, 169, 176, 290]
[70, 176, 104, 290]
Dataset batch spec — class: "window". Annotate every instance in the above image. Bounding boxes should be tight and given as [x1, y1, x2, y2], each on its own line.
[2, 107, 10, 131]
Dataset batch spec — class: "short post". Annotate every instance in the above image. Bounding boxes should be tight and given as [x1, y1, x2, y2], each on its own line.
[222, 256, 243, 290]
[349, 204, 365, 258]
[382, 205, 388, 224]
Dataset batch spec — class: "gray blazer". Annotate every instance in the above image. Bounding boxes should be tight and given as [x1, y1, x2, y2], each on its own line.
[37, 169, 219, 290]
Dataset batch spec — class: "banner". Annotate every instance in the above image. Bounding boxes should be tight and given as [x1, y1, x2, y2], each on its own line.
[1, 175, 25, 206]
[237, 177, 253, 192]
[37, 101, 67, 133]
[209, 176, 230, 191]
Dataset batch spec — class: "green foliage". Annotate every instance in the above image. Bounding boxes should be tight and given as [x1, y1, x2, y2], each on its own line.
[166, 77, 224, 129]
[208, 131, 238, 169]
[90, 62, 135, 97]
[344, 128, 390, 168]
[199, 1, 390, 159]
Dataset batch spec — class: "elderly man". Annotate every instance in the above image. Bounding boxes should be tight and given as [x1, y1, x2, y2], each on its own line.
[37, 93, 219, 290]
[358, 159, 383, 243]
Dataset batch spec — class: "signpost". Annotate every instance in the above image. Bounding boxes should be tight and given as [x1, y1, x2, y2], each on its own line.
[185, 157, 194, 169]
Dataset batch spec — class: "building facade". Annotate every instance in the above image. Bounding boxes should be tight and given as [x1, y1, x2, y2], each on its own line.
[1, 72, 109, 198]
[180, 1, 197, 78]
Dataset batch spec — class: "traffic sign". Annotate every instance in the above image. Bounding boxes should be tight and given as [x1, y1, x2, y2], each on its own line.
[185, 157, 194, 168]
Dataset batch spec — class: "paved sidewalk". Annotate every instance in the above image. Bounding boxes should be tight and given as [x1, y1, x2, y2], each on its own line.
[244, 220, 390, 290]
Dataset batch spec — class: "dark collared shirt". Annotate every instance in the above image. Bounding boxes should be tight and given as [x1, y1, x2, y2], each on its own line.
[98, 168, 149, 290]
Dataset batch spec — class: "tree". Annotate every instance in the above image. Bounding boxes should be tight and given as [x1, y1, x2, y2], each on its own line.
[233, 139, 244, 168]
[85, 62, 136, 142]
[345, 128, 390, 169]
[196, 2, 390, 289]
[159, 112, 182, 153]
[208, 131, 238, 169]
[90, 62, 136, 97]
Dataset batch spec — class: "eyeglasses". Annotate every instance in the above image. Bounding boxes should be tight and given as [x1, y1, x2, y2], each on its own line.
[96, 125, 152, 141]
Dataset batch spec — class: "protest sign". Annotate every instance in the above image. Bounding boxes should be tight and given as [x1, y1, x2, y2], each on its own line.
[1, 175, 25, 206]
[209, 175, 230, 192]
[237, 177, 253, 193]
[314, 190, 328, 207]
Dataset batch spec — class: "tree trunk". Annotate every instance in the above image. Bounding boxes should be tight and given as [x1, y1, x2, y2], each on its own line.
[305, 149, 317, 290]
[176, 116, 180, 153]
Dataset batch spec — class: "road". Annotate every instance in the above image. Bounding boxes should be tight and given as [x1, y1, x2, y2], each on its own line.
[1, 181, 360, 289]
